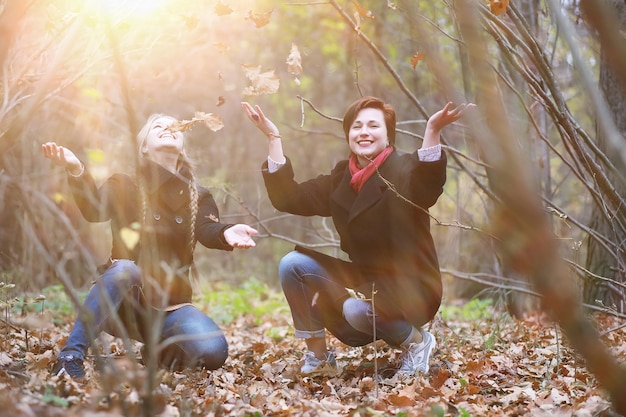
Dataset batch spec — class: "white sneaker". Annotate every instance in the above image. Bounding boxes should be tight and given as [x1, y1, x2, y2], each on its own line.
[301, 351, 340, 376]
[398, 329, 436, 375]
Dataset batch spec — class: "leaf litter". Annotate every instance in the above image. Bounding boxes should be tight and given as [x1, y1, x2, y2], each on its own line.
[0, 303, 623, 416]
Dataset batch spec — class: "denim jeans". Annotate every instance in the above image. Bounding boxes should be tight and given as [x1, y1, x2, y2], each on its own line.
[278, 250, 413, 347]
[59, 260, 228, 370]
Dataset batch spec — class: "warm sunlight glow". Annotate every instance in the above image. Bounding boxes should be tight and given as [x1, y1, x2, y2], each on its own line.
[83, 0, 170, 20]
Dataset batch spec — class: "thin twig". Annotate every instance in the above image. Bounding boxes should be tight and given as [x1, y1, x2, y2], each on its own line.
[371, 283, 378, 398]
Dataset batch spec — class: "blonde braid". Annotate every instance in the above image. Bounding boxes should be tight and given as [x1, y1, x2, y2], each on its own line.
[140, 184, 148, 232]
[187, 167, 198, 252]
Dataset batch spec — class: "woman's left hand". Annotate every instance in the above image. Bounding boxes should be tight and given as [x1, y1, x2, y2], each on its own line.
[427, 102, 476, 132]
[422, 102, 476, 148]
[224, 224, 259, 249]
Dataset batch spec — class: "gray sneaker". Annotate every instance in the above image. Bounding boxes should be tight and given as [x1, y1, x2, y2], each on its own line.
[398, 329, 436, 375]
[301, 351, 339, 376]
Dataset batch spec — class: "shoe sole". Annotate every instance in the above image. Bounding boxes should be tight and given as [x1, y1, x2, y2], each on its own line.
[301, 364, 341, 377]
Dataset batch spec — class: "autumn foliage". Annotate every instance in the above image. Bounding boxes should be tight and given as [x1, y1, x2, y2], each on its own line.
[1, 291, 624, 416]
[1, 0, 626, 416]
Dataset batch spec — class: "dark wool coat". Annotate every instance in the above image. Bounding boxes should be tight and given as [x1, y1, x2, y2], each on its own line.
[68, 159, 233, 308]
[262, 149, 446, 326]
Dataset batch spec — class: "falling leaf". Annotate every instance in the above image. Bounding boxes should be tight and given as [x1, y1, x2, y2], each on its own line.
[352, 0, 373, 32]
[242, 64, 280, 96]
[216, 96, 225, 107]
[120, 226, 140, 250]
[353, 0, 374, 19]
[410, 51, 424, 70]
[286, 43, 302, 76]
[181, 13, 199, 30]
[489, 0, 509, 16]
[214, 1, 233, 16]
[387, 1, 397, 9]
[169, 112, 225, 133]
[247, 9, 273, 28]
[213, 42, 230, 54]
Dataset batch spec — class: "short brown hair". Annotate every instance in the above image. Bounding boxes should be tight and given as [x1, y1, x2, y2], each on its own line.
[342, 96, 396, 146]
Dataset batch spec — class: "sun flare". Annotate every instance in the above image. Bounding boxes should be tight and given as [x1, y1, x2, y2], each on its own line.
[83, 0, 170, 19]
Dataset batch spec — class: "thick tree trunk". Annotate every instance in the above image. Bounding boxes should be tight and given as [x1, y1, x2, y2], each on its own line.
[582, 0, 626, 313]
[505, 0, 543, 318]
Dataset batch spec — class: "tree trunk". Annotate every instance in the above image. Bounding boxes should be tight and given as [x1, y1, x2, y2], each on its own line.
[582, 0, 626, 313]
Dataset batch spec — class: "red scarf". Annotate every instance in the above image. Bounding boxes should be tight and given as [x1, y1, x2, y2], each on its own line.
[349, 147, 393, 192]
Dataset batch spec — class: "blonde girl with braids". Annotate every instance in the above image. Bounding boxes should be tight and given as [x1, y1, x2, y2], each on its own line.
[42, 114, 258, 380]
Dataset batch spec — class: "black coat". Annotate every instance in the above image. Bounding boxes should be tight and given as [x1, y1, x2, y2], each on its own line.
[262, 149, 446, 325]
[68, 159, 233, 307]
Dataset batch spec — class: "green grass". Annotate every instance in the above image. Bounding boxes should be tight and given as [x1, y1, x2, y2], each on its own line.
[440, 298, 493, 321]
[9, 285, 83, 324]
[3, 277, 287, 328]
[196, 277, 289, 325]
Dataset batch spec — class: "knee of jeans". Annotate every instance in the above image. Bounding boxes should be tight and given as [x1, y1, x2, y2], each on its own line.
[159, 336, 228, 371]
[342, 297, 371, 332]
[278, 251, 303, 285]
[108, 260, 141, 285]
[195, 339, 228, 370]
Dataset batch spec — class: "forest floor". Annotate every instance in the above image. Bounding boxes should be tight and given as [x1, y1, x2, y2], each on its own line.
[0, 283, 624, 417]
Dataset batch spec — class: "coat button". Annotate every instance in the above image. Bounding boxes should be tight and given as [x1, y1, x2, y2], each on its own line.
[175, 216, 183, 224]
[154, 214, 161, 221]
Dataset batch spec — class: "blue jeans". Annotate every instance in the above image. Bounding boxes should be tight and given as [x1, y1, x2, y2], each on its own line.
[59, 260, 228, 370]
[278, 250, 413, 347]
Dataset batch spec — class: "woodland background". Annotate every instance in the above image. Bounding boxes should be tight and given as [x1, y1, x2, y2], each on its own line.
[0, 0, 625, 416]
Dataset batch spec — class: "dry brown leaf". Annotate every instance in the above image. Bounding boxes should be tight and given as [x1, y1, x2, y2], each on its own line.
[1, 295, 620, 416]
[11, 311, 54, 330]
[286, 43, 302, 76]
[353, 0, 374, 19]
[242, 65, 280, 96]
[490, 0, 509, 16]
[169, 112, 224, 133]
[213, 42, 230, 54]
[247, 9, 273, 28]
[410, 51, 424, 70]
[214, 1, 233, 16]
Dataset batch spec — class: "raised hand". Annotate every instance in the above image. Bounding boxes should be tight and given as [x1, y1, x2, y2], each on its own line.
[422, 102, 476, 148]
[241, 102, 285, 164]
[241, 102, 280, 140]
[41, 142, 83, 175]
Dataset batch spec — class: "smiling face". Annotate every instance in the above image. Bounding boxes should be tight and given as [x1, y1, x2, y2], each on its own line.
[348, 107, 389, 166]
[140, 115, 184, 159]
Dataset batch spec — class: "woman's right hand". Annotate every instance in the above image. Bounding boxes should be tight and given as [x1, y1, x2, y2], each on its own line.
[241, 102, 280, 140]
[41, 142, 83, 175]
[241, 102, 286, 164]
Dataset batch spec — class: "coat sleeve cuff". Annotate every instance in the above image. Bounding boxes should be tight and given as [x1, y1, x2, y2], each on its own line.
[219, 224, 235, 248]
